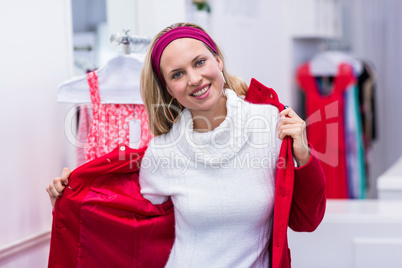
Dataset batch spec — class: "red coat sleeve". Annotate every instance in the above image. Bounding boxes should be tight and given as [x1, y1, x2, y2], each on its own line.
[289, 146, 326, 232]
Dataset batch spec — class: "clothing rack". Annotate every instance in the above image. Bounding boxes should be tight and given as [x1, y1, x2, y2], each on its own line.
[317, 38, 351, 53]
[110, 30, 151, 55]
[74, 45, 93, 51]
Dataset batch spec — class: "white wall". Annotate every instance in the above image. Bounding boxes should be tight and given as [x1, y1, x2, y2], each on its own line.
[0, 0, 74, 267]
[107, 0, 186, 38]
[208, 0, 294, 106]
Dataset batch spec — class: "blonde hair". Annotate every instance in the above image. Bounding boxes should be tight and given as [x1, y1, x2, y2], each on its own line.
[140, 22, 248, 136]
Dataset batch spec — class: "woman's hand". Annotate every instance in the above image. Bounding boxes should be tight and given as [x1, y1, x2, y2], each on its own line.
[277, 107, 310, 167]
[46, 167, 71, 208]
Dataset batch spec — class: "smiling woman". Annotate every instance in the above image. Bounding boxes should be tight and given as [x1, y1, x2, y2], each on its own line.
[160, 38, 227, 132]
[135, 22, 324, 268]
[47, 21, 326, 268]
[140, 22, 248, 136]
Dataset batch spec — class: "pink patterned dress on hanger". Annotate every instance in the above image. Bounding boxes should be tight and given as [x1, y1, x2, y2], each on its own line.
[83, 71, 152, 163]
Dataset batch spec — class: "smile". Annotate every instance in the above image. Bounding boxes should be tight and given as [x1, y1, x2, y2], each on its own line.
[191, 84, 210, 98]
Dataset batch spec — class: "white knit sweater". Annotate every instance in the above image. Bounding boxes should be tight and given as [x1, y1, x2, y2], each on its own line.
[139, 89, 282, 267]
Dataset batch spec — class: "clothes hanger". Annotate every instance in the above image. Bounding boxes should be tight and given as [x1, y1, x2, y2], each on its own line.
[310, 41, 363, 76]
[57, 55, 145, 104]
[57, 31, 151, 104]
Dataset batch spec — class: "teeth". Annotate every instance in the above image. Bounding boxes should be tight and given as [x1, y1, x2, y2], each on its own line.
[192, 86, 209, 97]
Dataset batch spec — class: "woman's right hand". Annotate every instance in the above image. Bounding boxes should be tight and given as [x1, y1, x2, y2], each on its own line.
[46, 167, 71, 208]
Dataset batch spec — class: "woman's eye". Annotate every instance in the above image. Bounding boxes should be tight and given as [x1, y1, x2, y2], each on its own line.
[196, 59, 205, 66]
[172, 72, 183, 79]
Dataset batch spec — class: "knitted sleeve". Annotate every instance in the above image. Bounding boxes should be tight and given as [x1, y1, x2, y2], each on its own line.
[139, 146, 170, 205]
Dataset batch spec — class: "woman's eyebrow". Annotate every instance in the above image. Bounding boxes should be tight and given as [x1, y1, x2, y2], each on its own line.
[192, 54, 205, 63]
[167, 54, 206, 75]
[168, 68, 182, 75]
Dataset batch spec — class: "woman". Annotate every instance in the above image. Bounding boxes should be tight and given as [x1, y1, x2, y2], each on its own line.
[47, 22, 326, 267]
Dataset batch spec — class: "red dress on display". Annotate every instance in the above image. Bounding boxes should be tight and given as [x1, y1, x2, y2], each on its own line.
[48, 79, 326, 268]
[297, 63, 356, 198]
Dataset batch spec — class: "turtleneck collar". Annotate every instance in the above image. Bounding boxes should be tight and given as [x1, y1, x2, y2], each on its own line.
[170, 88, 251, 167]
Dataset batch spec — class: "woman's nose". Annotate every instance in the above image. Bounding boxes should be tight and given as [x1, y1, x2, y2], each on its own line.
[187, 70, 202, 86]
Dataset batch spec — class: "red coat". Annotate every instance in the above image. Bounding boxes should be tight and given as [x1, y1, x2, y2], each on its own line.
[246, 79, 326, 268]
[48, 79, 326, 268]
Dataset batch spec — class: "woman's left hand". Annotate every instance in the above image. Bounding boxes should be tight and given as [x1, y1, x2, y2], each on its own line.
[277, 107, 310, 167]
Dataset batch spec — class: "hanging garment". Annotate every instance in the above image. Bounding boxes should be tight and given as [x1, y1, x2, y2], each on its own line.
[297, 63, 355, 198]
[76, 105, 91, 167]
[344, 82, 366, 198]
[357, 62, 377, 189]
[358, 62, 377, 146]
[84, 71, 152, 163]
[48, 79, 326, 268]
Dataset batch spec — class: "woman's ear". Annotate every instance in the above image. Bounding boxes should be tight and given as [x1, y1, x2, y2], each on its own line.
[166, 86, 175, 98]
[215, 56, 223, 72]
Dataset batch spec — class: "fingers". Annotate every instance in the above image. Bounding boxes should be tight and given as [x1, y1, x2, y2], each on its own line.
[52, 177, 66, 196]
[45, 167, 72, 208]
[277, 107, 311, 165]
[277, 124, 305, 140]
[277, 117, 299, 130]
[279, 107, 302, 121]
[61, 167, 71, 185]
[277, 115, 306, 141]
[46, 184, 58, 208]
[46, 184, 58, 198]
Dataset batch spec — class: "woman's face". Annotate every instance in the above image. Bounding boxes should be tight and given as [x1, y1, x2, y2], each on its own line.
[160, 38, 225, 116]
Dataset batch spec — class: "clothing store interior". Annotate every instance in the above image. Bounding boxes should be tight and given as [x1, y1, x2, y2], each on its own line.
[1, 0, 402, 267]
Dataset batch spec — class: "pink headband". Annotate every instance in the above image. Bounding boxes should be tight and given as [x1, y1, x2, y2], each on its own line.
[151, 26, 218, 86]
